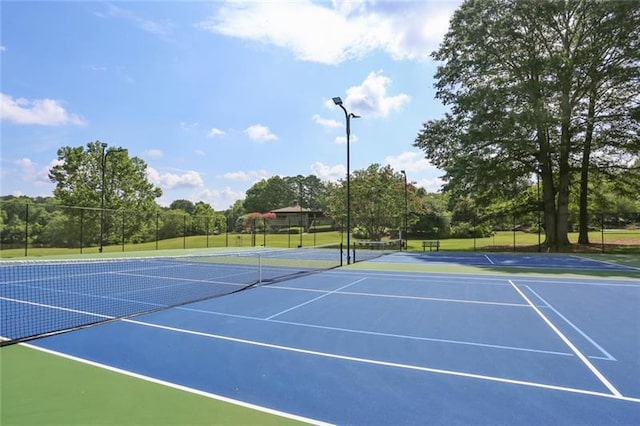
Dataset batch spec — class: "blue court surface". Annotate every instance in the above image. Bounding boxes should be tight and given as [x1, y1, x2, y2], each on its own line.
[375, 251, 638, 270]
[13, 252, 640, 424]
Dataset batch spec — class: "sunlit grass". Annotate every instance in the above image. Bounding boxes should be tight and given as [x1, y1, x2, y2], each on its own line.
[1, 230, 638, 259]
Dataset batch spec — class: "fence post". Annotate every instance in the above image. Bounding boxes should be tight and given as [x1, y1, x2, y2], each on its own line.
[155, 212, 159, 250]
[601, 213, 605, 254]
[183, 215, 187, 249]
[513, 214, 516, 252]
[122, 211, 125, 252]
[225, 216, 229, 247]
[24, 203, 29, 257]
[80, 208, 84, 254]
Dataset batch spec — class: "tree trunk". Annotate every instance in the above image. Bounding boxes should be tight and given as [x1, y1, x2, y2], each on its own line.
[578, 89, 596, 245]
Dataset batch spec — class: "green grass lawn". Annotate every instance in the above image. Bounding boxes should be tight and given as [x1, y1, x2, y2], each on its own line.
[1, 230, 638, 258]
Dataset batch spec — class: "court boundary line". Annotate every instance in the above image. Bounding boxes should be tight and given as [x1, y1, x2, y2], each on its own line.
[178, 306, 580, 358]
[19, 343, 333, 426]
[123, 318, 640, 404]
[325, 269, 640, 286]
[568, 254, 640, 271]
[508, 280, 622, 397]
[524, 285, 616, 361]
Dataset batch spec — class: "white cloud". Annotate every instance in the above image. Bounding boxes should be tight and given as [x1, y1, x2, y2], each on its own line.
[145, 149, 163, 159]
[146, 167, 204, 190]
[343, 70, 410, 118]
[310, 162, 345, 182]
[198, 1, 458, 65]
[193, 187, 246, 211]
[97, 4, 174, 41]
[223, 169, 269, 182]
[13, 157, 62, 187]
[245, 124, 278, 142]
[207, 127, 226, 137]
[195, 149, 205, 156]
[0, 45, 6, 52]
[384, 151, 435, 173]
[384, 151, 444, 192]
[180, 121, 199, 132]
[312, 114, 342, 129]
[415, 176, 444, 193]
[0, 93, 86, 126]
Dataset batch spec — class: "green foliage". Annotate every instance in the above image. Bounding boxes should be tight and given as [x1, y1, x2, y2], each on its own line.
[326, 164, 425, 241]
[243, 175, 330, 213]
[415, 0, 640, 249]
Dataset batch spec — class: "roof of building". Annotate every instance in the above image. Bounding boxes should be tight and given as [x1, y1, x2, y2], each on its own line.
[270, 201, 321, 214]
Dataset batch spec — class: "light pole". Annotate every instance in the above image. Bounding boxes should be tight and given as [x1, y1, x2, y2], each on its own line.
[99, 143, 123, 253]
[400, 170, 407, 250]
[333, 96, 360, 264]
[99, 142, 108, 253]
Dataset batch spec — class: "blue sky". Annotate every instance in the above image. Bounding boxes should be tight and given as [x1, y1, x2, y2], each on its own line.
[1, 1, 460, 210]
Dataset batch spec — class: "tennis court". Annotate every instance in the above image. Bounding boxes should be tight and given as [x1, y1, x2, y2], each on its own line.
[2, 249, 640, 424]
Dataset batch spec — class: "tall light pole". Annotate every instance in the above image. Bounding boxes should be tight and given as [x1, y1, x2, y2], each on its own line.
[99, 142, 108, 253]
[400, 170, 407, 250]
[99, 143, 123, 253]
[333, 96, 360, 264]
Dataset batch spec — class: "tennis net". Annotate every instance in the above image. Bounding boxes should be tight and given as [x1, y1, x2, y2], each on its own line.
[0, 247, 341, 345]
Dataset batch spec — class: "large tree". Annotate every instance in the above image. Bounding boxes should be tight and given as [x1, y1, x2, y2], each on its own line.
[49, 140, 162, 246]
[326, 164, 423, 241]
[415, 0, 640, 250]
[243, 175, 330, 213]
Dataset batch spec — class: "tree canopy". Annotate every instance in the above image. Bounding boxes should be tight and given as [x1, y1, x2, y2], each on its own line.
[415, 0, 640, 250]
[325, 164, 424, 241]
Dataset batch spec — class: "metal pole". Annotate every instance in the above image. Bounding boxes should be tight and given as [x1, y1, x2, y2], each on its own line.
[24, 202, 29, 257]
[401, 170, 407, 251]
[99, 143, 107, 253]
[299, 182, 303, 248]
[346, 111, 351, 263]
[537, 169, 541, 252]
[122, 210, 125, 252]
[333, 97, 359, 264]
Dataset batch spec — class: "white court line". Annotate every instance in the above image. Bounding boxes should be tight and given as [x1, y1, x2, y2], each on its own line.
[508, 280, 622, 397]
[0, 296, 114, 319]
[178, 306, 577, 357]
[20, 343, 333, 426]
[484, 255, 495, 264]
[265, 277, 367, 320]
[524, 286, 616, 361]
[124, 318, 640, 404]
[568, 254, 640, 271]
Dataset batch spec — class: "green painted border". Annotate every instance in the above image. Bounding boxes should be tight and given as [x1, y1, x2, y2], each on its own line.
[0, 344, 309, 426]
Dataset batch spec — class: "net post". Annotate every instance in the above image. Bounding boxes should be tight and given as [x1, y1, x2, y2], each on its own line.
[258, 253, 263, 284]
[352, 242, 356, 263]
[340, 243, 343, 266]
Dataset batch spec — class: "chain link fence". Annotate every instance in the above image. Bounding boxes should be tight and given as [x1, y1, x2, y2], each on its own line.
[2, 200, 638, 255]
[0, 201, 342, 256]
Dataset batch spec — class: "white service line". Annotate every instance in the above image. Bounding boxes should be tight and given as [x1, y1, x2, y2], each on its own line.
[525, 285, 616, 361]
[265, 277, 367, 320]
[124, 318, 640, 403]
[508, 280, 622, 397]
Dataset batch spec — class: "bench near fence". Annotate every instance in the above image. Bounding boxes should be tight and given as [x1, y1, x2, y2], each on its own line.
[422, 240, 440, 252]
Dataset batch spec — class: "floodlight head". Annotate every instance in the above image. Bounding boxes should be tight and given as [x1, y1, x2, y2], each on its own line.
[101, 142, 108, 148]
[332, 97, 343, 106]
[401, 170, 406, 174]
